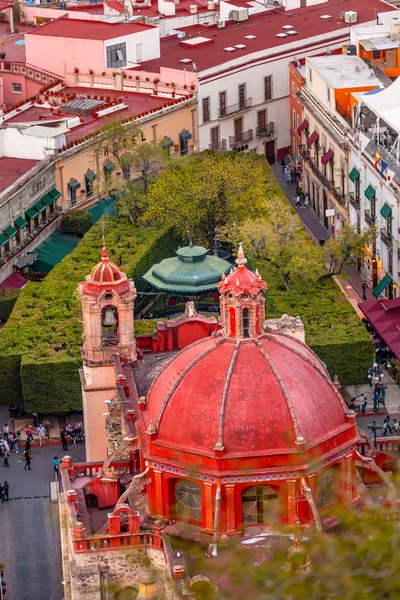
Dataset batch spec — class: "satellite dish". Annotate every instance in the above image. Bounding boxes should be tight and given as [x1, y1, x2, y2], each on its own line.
[177, 31, 186, 39]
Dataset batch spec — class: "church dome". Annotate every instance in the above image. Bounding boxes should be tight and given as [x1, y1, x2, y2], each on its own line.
[90, 244, 123, 283]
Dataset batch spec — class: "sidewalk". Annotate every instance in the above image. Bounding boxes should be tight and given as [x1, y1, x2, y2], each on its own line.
[271, 163, 375, 309]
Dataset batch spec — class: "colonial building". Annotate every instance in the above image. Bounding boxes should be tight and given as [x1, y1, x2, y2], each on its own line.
[59, 242, 394, 599]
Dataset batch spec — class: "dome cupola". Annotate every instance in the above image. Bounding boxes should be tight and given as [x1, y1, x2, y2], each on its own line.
[218, 243, 267, 339]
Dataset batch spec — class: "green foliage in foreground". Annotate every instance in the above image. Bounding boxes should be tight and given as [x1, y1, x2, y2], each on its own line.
[258, 260, 373, 387]
[0, 287, 20, 322]
[0, 218, 181, 411]
[61, 210, 93, 237]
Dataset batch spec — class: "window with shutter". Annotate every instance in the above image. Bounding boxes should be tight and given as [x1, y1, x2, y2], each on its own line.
[219, 91, 227, 117]
[264, 76, 272, 101]
[202, 97, 210, 123]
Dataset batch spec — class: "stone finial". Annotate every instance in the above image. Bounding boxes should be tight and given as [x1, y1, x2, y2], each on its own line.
[235, 242, 248, 267]
[283, 519, 312, 573]
[101, 243, 109, 262]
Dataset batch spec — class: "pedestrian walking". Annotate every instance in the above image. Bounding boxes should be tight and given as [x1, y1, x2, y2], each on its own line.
[25, 425, 33, 443]
[53, 456, 61, 477]
[2, 425, 8, 442]
[373, 389, 379, 412]
[280, 157, 286, 174]
[0, 483, 4, 503]
[295, 194, 301, 208]
[43, 418, 51, 439]
[32, 412, 38, 427]
[3, 481, 9, 502]
[304, 192, 310, 207]
[3, 450, 9, 468]
[23, 449, 32, 470]
[392, 417, 399, 434]
[382, 416, 392, 436]
[61, 430, 68, 451]
[37, 424, 46, 447]
[13, 436, 18, 454]
[361, 395, 368, 414]
[15, 428, 21, 444]
[362, 281, 368, 302]
[368, 421, 382, 445]
[25, 439, 31, 452]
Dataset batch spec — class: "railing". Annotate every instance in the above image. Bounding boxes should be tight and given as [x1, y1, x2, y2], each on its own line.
[333, 187, 346, 207]
[357, 436, 400, 455]
[74, 531, 164, 554]
[308, 160, 334, 191]
[365, 210, 375, 226]
[256, 123, 275, 138]
[229, 129, 254, 147]
[218, 97, 252, 118]
[380, 228, 393, 246]
[349, 192, 360, 210]
[0, 208, 61, 267]
[72, 460, 132, 478]
[209, 139, 227, 151]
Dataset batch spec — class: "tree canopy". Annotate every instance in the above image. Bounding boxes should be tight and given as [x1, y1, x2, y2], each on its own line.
[323, 225, 376, 275]
[144, 151, 269, 249]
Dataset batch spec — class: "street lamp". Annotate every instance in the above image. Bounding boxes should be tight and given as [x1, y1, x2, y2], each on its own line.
[367, 358, 391, 385]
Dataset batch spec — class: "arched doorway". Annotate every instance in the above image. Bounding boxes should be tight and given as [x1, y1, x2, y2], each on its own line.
[115, 588, 138, 600]
[175, 480, 202, 521]
[85, 493, 98, 509]
[241, 485, 279, 525]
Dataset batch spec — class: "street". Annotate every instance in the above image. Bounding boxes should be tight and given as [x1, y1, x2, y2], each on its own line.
[0, 439, 85, 600]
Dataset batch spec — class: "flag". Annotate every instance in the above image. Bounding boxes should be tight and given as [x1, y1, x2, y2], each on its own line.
[387, 168, 395, 182]
[353, 131, 359, 147]
[374, 152, 382, 170]
[380, 158, 388, 179]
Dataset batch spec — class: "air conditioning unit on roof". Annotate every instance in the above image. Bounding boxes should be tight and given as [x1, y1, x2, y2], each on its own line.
[216, 19, 225, 27]
[231, 8, 248, 21]
[344, 11, 357, 23]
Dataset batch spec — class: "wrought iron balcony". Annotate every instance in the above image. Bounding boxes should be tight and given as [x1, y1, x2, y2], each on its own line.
[308, 161, 334, 191]
[229, 129, 254, 147]
[364, 210, 375, 226]
[333, 188, 346, 207]
[218, 98, 252, 118]
[256, 123, 275, 139]
[380, 228, 392, 246]
[209, 139, 227, 151]
[349, 192, 360, 210]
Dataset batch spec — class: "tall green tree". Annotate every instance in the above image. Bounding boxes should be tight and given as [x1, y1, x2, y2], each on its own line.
[323, 225, 376, 275]
[144, 151, 269, 249]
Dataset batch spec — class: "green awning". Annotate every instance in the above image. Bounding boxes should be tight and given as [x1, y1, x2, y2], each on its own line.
[4, 225, 17, 239]
[161, 136, 174, 148]
[349, 167, 360, 182]
[179, 129, 192, 142]
[41, 194, 55, 207]
[104, 161, 115, 173]
[373, 273, 393, 298]
[380, 203, 392, 218]
[15, 216, 28, 229]
[0, 234, 8, 247]
[26, 207, 38, 220]
[85, 170, 97, 182]
[34, 201, 46, 214]
[365, 184, 375, 200]
[49, 187, 61, 200]
[68, 179, 81, 190]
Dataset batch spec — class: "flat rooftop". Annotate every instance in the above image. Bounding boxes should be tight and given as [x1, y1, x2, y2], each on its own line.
[0, 157, 39, 194]
[142, 0, 394, 73]
[26, 17, 155, 40]
[306, 55, 382, 88]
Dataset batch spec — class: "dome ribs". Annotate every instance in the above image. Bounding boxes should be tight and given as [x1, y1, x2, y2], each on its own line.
[255, 339, 302, 442]
[264, 334, 349, 416]
[214, 341, 240, 452]
[155, 339, 224, 433]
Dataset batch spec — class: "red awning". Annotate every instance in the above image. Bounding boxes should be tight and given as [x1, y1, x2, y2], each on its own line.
[359, 297, 400, 358]
[307, 131, 319, 148]
[321, 149, 334, 165]
[0, 272, 27, 289]
[297, 119, 309, 135]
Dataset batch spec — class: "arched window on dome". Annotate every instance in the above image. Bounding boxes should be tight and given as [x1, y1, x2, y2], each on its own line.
[101, 304, 119, 347]
[317, 468, 335, 508]
[242, 485, 279, 524]
[242, 308, 250, 338]
[175, 480, 202, 522]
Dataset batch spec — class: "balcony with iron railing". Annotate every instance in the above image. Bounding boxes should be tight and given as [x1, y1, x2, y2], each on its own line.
[349, 192, 360, 210]
[308, 160, 334, 191]
[380, 227, 393, 246]
[209, 139, 227, 151]
[365, 210, 375, 226]
[218, 97, 252, 118]
[256, 123, 275, 138]
[333, 187, 346, 207]
[229, 129, 254, 147]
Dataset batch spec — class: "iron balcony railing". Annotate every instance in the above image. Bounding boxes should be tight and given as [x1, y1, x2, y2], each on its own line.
[333, 187, 346, 207]
[364, 210, 375, 226]
[209, 139, 227, 151]
[380, 228, 392, 246]
[349, 192, 360, 210]
[218, 97, 252, 118]
[308, 160, 334, 191]
[229, 129, 254, 147]
[255, 123, 275, 138]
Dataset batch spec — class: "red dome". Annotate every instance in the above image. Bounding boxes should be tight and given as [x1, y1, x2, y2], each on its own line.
[143, 332, 353, 457]
[218, 242, 267, 297]
[90, 244, 123, 283]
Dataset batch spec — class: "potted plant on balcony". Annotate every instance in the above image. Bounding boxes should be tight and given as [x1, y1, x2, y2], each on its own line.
[0, 39, 7, 60]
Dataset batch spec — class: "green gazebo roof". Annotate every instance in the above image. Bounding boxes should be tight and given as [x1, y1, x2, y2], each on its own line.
[143, 244, 232, 293]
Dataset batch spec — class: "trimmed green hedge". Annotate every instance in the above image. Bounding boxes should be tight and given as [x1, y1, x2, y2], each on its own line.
[0, 218, 181, 412]
[61, 210, 93, 237]
[0, 288, 20, 322]
[258, 261, 373, 387]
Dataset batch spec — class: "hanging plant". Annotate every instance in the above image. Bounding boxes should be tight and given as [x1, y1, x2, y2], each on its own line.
[102, 71, 106, 76]
[74, 67, 79, 74]
[88, 68, 94, 75]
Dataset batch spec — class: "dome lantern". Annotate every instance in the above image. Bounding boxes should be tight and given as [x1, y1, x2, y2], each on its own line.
[218, 243, 267, 340]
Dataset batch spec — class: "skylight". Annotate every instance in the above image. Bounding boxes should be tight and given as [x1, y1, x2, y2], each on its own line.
[320, 14, 332, 19]
[287, 30, 298, 35]
[235, 44, 247, 49]
[181, 36, 213, 45]
[224, 47, 236, 51]
[276, 33, 288, 37]
[180, 58, 192, 63]
[244, 34, 256, 39]
[282, 25, 294, 29]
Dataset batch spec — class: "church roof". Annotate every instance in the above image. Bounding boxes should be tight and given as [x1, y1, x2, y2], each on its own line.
[142, 244, 231, 293]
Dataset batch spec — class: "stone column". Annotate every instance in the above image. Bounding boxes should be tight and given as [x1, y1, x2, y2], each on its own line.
[225, 484, 236, 533]
[203, 482, 214, 532]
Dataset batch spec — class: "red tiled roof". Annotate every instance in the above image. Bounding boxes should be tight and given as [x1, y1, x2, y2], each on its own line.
[104, 0, 125, 13]
[142, 0, 394, 72]
[0, 157, 39, 194]
[27, 17, 155, 40]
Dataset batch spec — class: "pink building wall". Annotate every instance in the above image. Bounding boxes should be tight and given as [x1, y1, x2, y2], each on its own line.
[0, 72, 43, 105]
[22, 6, 99, 23]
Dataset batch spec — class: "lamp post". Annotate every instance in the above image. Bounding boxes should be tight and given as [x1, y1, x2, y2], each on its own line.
[368, 358, 391, 385]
